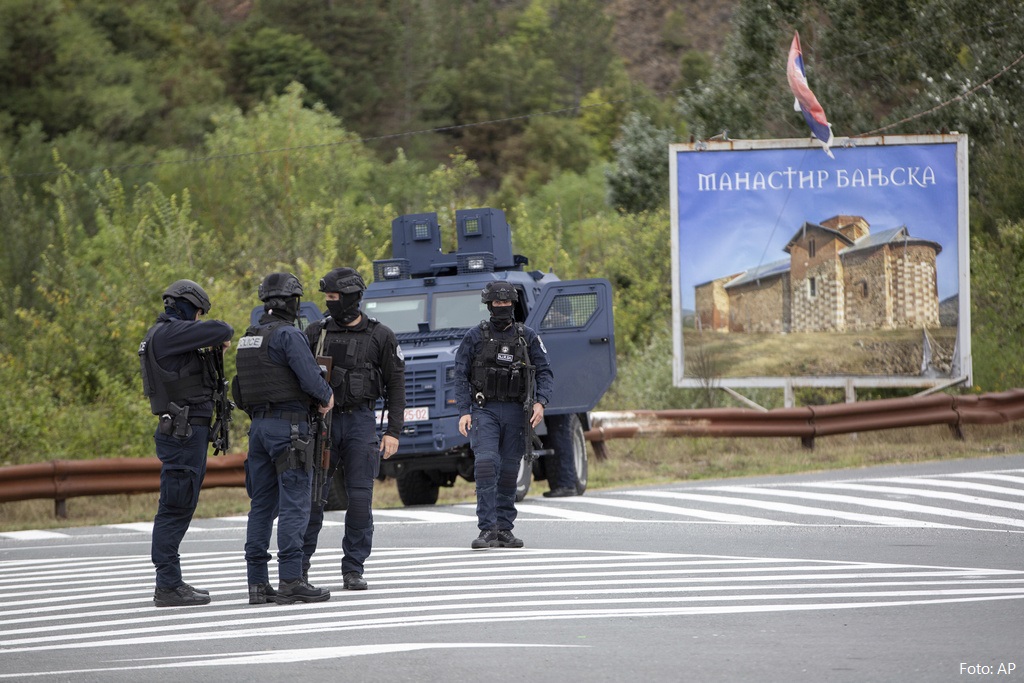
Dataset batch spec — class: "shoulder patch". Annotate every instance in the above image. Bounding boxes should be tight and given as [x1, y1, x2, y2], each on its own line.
[538, 336, 547, 354]
[395, 343, 404, 361]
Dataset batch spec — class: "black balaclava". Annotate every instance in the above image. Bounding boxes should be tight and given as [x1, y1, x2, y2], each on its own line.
[328, 292, 362, 324]
[166, 298, 199, 321]
[487, 302, 514, 329]
[266, 296, 300, 322]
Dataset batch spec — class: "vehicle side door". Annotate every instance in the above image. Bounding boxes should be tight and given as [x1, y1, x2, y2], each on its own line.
[525, 279, 616, 413]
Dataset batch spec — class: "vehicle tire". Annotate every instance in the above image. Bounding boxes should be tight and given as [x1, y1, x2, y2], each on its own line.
[566, 413, 588, 494]
[325, 468, 348, 511]
[515, 456, 532, 502]
[396, 470, 440, 506]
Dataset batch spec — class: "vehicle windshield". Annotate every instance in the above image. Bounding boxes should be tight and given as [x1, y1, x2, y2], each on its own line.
[363, 295, 427, 333]
[363, 291, 488, 333]
[434, 291, 488, 329]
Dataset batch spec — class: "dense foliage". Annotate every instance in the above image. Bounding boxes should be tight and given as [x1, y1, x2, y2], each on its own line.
[1, 0, 1022, 464]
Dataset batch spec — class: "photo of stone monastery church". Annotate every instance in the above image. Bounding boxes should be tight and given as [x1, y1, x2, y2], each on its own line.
[695, 215, 943, 334]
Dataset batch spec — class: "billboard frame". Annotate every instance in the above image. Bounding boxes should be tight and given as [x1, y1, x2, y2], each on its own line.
[669, 134, 971, 392]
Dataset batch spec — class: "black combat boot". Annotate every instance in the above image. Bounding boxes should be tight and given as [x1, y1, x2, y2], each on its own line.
[248, 582, 277, 605]
[343, 572, 368, 590]
[471, 530, 498, 550]
[154, 584, 211, 607]
[274, 578, 331, 604]
[495, 529, 524, 548]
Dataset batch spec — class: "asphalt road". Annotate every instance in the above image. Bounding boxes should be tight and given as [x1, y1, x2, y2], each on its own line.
[2, 454, 1022, 682]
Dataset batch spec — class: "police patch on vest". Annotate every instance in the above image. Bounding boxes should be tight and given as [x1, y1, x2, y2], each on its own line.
[237, 336, 264, 349]
[497, 344, 514, 364]
[396, 344, 404, 361]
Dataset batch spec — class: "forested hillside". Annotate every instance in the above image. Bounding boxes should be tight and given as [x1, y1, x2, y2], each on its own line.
[1, 0, 1022, 465]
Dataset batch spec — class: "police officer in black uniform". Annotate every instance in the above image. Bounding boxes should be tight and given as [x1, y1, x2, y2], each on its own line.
[455, 281, 553, 550]
[233, 273, 334, 605]
[139, 279, 233, 607]
[301, 267, 406, 591]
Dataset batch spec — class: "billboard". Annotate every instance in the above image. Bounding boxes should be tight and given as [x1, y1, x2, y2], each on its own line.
[670, 134, 970, 390]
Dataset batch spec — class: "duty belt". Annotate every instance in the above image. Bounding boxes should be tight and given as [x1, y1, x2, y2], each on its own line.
[251, 409, 308, 423]
[188, 416, 212, 428]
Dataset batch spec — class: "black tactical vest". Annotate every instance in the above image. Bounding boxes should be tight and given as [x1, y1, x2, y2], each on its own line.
[316, 318, 383, 407]
[138, 322, 215, 415]
[233, 321, 308, 411]
[470, 322, 531, 402]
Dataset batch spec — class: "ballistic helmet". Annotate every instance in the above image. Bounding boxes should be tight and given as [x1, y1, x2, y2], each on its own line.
[162, 279, 211, 314]
[258, 272, 303, 302]
[481, 281, 518, 304]
[319, 267, 366, 294]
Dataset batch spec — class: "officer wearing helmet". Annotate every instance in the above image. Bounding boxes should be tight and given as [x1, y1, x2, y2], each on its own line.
[138, 279, 233, 607]
[233, 272, 334, 605]
[454, 280, 553, 550]
[301, 266, 406, 591]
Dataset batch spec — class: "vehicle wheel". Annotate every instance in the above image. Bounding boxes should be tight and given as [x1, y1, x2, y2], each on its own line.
[567, 413, 588, 494]
[396, 470, 440, 506]
[325, 468, 348, 511]
[515, 456, 532, 501]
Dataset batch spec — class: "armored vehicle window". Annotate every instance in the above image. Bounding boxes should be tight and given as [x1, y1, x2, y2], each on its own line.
[363, 295, 427, 333]
[541, 292, 598, 329]
[434, 291, 488, 329]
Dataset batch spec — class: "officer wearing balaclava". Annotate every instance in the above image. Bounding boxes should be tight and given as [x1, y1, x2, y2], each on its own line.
[454, 280, 553, 550]
[301, 267, 406, 592]
[139, 279, 233, 607]
[233, 272, 334, 605]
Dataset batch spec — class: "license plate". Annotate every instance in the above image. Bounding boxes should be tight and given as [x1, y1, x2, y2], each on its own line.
[376, 407, 430, 423]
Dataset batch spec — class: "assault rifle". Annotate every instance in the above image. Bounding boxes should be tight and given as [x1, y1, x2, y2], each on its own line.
[208, 347, 234, 456]
[311, 354, 334, 508]
[522, 361, 543, 467]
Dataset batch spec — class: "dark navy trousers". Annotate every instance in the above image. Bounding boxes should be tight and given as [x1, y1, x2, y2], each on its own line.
[152, 425, 209, 589]
[470, 401, 525, 531]
[545, 413, 579, 490]
[303, 406, 380, 576]
[244, 417, 313, 585]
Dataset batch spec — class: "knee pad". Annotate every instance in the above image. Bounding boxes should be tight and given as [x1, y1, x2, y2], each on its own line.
[474, 455, 497, 481]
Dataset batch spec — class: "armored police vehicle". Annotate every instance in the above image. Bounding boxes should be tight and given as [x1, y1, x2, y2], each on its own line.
[360, 207, 616, 506]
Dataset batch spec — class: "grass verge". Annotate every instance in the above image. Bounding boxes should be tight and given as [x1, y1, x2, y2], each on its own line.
[1, 422, 1021, 532]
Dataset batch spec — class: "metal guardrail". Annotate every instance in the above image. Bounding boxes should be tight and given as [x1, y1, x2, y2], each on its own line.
[2, 389, 1023, 518]
[586, 389, 1024, 443]
[0, 453, 247, 518]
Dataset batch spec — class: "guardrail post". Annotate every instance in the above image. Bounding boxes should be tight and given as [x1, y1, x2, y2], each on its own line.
[55, 499, 67, 519]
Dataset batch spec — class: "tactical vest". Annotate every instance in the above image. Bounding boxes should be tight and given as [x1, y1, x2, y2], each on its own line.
[470, 322, 532, 402]
[233, 321, 308, 411]
[138, 322, 215, 415]
[316, 318, 383, 407]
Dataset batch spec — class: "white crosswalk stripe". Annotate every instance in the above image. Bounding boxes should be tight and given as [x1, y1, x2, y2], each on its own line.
[3, 468, 1022, 542]
[1, 546, 1022, 662]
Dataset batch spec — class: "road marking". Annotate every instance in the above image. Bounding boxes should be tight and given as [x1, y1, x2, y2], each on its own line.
[0, 530, 69, 540]
[711, 485, 1024, 529]
[791, 481, 1024, 511]
[550, 496, 795, 525]
[1, 548, 1021, 657]
[481, 502, 631, 522]
[878, 476, 1024, 497]
[373, 509, 474, 523]
[104, 523, 154, 533]
[622, 490, 967, 529]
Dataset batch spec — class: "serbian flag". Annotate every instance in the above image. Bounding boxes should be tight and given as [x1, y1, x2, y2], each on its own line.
[787, 31, 834, 158]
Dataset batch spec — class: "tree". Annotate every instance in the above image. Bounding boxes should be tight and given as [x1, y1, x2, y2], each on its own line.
[605, 112, 673, 213]
[227, 28, 340, 111]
